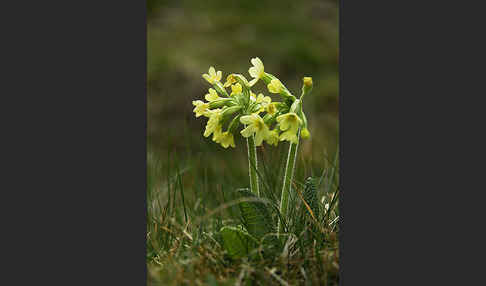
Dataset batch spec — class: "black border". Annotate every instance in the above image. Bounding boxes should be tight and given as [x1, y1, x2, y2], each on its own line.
[338, 0, 480, 284]
[3, 1, 147, 284]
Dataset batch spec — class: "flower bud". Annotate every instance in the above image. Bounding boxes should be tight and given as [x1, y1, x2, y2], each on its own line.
[221, 105, 242, 121]
[208, 98, 234, 109]
[301, 76, 313, 99]
[301, 127, 310, 139]
[303, 77, 313, 87]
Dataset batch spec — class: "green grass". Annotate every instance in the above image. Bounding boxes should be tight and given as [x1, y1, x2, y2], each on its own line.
[147, 145, 339, 285]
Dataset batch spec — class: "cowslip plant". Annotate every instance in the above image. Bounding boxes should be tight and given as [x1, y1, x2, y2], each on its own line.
[192, 57, 314, 256]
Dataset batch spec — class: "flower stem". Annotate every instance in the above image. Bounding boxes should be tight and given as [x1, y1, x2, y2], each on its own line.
[247, 135, 260, 196]
[278, 129, 301, 236]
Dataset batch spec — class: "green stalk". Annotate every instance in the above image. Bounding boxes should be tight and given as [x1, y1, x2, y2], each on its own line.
[246, 135, 259, 196]
[278, 129, 301, 235]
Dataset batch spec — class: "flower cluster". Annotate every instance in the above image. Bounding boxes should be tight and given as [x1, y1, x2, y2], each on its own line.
[193, 57, 313, 148]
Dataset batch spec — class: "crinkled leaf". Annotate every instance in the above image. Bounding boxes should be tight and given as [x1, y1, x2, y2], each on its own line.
[220, 225, 255, 259]
[236, 189, 280, 253]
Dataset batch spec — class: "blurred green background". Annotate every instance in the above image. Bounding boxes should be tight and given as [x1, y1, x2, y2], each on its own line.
[147, 0, 339, 192]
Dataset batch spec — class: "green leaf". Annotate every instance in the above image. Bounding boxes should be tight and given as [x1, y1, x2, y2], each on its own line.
[220, 225, 255, 259]
[236, 189, 273, 239]
[236, 189, 280, 253]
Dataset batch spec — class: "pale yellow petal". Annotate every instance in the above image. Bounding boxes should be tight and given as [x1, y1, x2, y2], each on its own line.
[240, 125, 255, 137]
[202, 74, 212, 83]
[231, 83, 242, 96]
[256, 93, 264, 103]
[209, 66, 216, 76]
[267, 79, 281, 93]
[249, 66, 259, 78]
[251, 57, 263, 69]
[265, 130, 279, 146]
[279, 130, 298, 144]
[255, 132, 264, 146]
[205, 88, 219, 101]
[277, 116, 290, 131]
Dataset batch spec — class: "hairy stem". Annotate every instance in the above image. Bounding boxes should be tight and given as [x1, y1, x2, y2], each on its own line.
[247, 135, 259, 196]
[278, 129, 301, 236]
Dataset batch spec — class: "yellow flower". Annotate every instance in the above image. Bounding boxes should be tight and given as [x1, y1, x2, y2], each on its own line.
[205, 88, 220, 102]
[240, 113, 270, 146]
[214, 131, 235, 148]
[301, 127, 310, 139]
[277, 112, 301, 132]
[267, 79, 282, 94]
[279, 129, 299, 144]
[192, 100, 209, 118]
[211, 125, 223, 142]
[266, 102, 277, 115]
[253, 94, 272, 113]
[224, 74, 236, 87]
[248, 57, 264, 86]
[203, 109, 222, 137]
[256, 93, 272, 112]
[277, 112, 302, 144]
[202, 66, 222, 84]
[256, 93, 271, 106]
[265, 129, 279, 146]
[230, 83, 242, 96]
